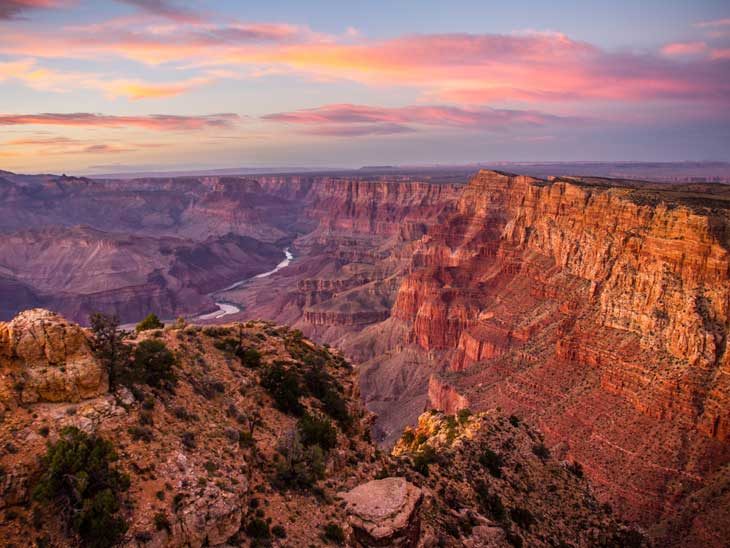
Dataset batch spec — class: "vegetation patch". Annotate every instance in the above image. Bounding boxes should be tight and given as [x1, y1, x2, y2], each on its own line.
[135, 313, 164, 333]
[32, 427, 130, 548]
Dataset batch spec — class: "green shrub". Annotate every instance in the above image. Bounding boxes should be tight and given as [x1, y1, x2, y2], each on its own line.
[457, 408, 472, 424]
[131, 339, 176, 390]
[238, 347, 262, 368]
[32, 427, 129, 548]
[412, 445, 438, 476]
[298, 413, 337, 452]
[400, 429, 415, 445]
[259, 363, 303, 415]
[202, 326, 230, 337]
[508, 415, 521, 427]
[322, 389, 350, 425]
[271, 524, 286, 538]
[212, 337, 239, 353]
[323, 522, 345, 544]
[479, 448, 503, 478]
[135, 313, 164, 333]
[274, 430, 325, 490]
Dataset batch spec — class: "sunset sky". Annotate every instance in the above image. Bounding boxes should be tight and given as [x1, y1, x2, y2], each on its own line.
[0, 0, 729, 174]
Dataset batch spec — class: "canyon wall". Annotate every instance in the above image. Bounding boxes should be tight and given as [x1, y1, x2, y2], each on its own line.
[376, 170, 729, 542]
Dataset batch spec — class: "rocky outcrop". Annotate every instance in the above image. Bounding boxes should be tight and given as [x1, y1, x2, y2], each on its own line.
[340, 477, 423, 547]
[0, 309, 107, 404]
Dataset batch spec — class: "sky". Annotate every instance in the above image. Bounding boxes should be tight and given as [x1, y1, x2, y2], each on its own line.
[0, 0, 728, 174]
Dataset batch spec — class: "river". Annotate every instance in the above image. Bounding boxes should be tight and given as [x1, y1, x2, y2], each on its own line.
[192, 247, 293, 321]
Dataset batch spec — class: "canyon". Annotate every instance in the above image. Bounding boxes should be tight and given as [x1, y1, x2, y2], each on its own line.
[0, 166, 729, 545]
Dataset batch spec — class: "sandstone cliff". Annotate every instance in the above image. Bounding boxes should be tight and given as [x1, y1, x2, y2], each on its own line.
[379, 170, 730, 543]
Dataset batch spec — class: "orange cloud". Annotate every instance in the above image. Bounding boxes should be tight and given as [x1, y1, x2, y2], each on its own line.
[100, 76, 214, 100]
[0, 112, 240, 130]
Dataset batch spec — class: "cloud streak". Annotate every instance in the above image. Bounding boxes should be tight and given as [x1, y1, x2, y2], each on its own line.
[0, 0, 63, 20]
[116, 0, 202, 23]
[2, 26, 727, 108]
[263, 103, 582, 136]
[0, 112, 240, 130]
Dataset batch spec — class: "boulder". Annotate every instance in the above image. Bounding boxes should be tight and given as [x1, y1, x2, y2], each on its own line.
[340, 477, 423, 547]
[0, 308, 107, 403]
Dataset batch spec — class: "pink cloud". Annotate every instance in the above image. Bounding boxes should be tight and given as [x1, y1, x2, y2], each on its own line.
[661, 41, 708, 56]
[0, 24, 727, 109]
[694, 18, 730, 28]
[0, 112, 240, 130]
[263, 103, 582, 136]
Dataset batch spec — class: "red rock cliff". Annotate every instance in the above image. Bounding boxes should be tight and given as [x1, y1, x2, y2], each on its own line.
[387, 170, 730, 540]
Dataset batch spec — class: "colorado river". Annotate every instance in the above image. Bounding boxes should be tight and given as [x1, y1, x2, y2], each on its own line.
[192, 247, 293, 321]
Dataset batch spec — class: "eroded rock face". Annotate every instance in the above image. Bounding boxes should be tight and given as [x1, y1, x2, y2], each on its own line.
[382, 170, 730, 536]
[340, 477, 423, 547]
[0, 308, 107, 404]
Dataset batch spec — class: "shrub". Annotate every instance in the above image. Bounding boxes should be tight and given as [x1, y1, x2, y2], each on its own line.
[510, 507, 535, 530]
[259, 363, 303, 415]
[238, 347, 262, 368]
[412, 445, 438, 476]
[128, 425, 153, 442]
[271, 524, 286, 539]
[508, 415, 521, 427]
[479, 448, 503, 478]
[202, 326, 230, 338]
[323, 523, 345, 544]
[274, 430, 325, 490]
[245, 518, 270, 540]
[474, 481, 506, 522]
[131, 340, 176, 390]
[181, 431, 196, 449]
[153, 512, 170, 532]
[457, 408, 472, 424]
[32, 427, 129, 548]
[532, 443, 550, 462]
[400, 429, 416, 446]
[321, 389, 350, 425]
[567, 460, 584, 478]
[135, 313, 164, 333]
[298, 413, 337, 452]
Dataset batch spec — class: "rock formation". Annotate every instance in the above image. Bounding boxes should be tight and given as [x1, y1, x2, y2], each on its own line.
[340, 477, 423, 547]
[0, 309, 107, 405]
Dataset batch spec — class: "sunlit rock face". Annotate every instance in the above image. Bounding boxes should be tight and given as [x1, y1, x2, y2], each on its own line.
[383, 170, 730, 539]
[0, 309, 107, 405]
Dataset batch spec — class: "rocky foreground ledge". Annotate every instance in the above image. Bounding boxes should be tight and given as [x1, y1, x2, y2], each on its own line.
[0, 309, 644, 547]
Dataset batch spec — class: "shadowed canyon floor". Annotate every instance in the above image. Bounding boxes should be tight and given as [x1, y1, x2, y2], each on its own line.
[0, 167, 729, 545]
